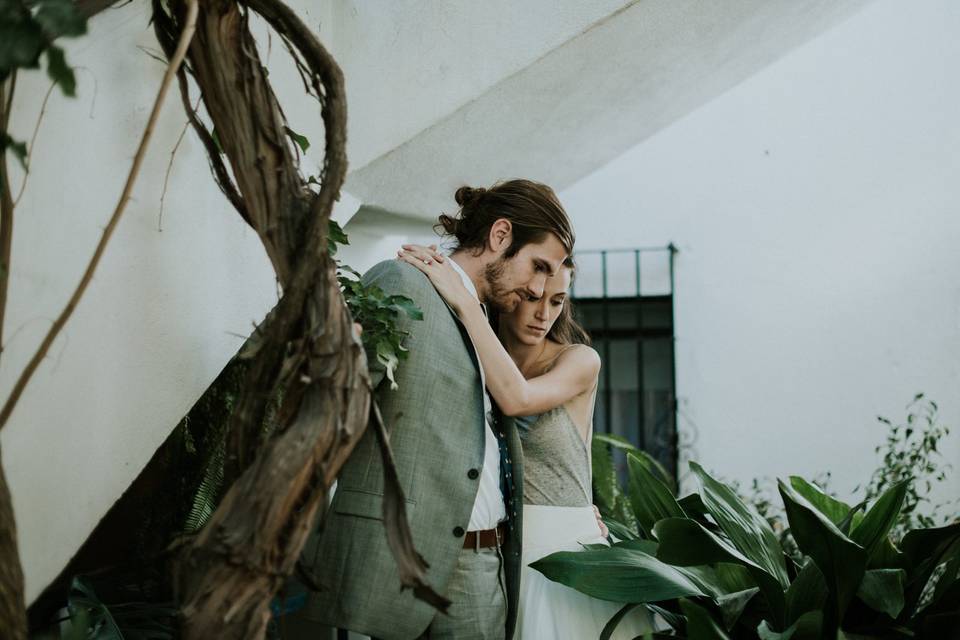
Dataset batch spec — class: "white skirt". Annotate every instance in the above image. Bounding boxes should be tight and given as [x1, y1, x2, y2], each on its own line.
[517, 505, 654, 640]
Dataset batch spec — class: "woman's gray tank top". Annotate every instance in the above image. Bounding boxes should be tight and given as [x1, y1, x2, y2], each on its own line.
[517, 405, 592, 507]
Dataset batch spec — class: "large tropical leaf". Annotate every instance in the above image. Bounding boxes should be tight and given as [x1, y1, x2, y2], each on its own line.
[789, 477, 852, 526]
[679, 598, 732, 639]
[604, 516, 640, 542]
[654, 517, 787, 626]
[628, 452, 685, 538]
[784, 561, 827, 625]
[592, 435, 638, 530]
[600, 603, 641, 640]
[716, 587, 760, 630]
[531, 545, 706, 604]
[899, 522, 960, 617]
[691, 463, 790, 589]
[778, 480, 867, 620]
[757, 610, 822, 640]
[856, 568, 906, 618]
[595, 433, 675, 491]
[849, 480, 908, 560]
[928, 538, 960, 611]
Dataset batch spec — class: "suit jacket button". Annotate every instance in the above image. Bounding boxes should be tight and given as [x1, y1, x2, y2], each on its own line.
[467, 468, 479, 480]
[453, 526, 465, 537]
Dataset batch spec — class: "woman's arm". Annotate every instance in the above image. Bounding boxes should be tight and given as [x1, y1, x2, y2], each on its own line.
[397, 247, 600, 416]
[458, 300, 600, 416]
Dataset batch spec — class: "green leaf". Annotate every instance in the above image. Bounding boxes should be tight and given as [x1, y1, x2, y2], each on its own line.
[1, 133, 28, 170]
[386, 295, 424, 321]
[678, 492, 710, 519]
[627, 452, 685, 538]
[678, 598, 731, 640]
[929, 539, 960, 611]
[850, 480, 907, 560]
[211, 127, 224, 154]
[531, 545, 706, 604]
[595, 434, 675, 491]
[328, 219, 348, 244]
[757, 610, 822, 640]
[45, 44, 75, 96]
[34, 0, 87, 37]
[691, 462, 790, 590]
[654, 517, 787, 625]
[778, 479, 867, 619]
[0, 19, 45, 74]
[600, 603, 641, 640]
[285, 126, 310, 153]
[856, 569, 906, 618]
[593, 432, 638, 452]
[789, 476, 852, 526]
[592, 435, 638, 530]
[716, 587, 759, 630]
[327, 219, 348, 256]
[604, 517, 639, 542]
[376, 338, 400, 390]
[784, 561, 827, 625]
[899, 521, 960, 617]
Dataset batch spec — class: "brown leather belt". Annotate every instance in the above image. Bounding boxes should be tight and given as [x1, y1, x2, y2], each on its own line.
[463, 523, 507, 549]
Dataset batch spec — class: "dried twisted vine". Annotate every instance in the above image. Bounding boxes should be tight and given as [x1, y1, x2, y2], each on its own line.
[152, 1, 445, 636]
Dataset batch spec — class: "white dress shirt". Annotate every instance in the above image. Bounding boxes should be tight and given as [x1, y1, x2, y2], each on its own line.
[447, 257, 507, 531]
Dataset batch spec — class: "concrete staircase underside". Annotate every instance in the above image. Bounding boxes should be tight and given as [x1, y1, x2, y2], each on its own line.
[346, 0, 876, 221]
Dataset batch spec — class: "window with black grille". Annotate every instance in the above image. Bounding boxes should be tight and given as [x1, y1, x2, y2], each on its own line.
[571, 247, 678, 480]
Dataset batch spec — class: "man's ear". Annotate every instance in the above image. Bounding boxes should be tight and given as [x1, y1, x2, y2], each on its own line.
[488, 218, 513, 253]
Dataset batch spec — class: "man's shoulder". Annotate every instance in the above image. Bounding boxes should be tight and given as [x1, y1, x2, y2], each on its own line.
[362, 259, 438, 299]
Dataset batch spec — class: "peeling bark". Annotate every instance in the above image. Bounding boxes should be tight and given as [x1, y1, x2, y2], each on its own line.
[153, 1, 444, 637]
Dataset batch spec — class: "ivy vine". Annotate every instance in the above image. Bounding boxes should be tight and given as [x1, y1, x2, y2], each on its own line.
[329, 218, 422, 389]
[0, 0, 88, 166]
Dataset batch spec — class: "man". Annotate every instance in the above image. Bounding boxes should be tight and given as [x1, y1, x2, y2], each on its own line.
[299, 179, 575, 639]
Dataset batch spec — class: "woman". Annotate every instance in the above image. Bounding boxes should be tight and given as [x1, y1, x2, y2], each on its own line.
[397, 243, 653, 639]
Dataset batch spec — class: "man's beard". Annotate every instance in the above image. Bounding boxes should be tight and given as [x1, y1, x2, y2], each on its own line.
[483, 255, 520, 314]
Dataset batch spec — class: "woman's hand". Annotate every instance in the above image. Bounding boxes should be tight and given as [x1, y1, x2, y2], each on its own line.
[397, 244, 476, 313]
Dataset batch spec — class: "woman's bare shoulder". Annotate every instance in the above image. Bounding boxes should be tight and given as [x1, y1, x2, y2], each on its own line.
[550, 343, 601, 376]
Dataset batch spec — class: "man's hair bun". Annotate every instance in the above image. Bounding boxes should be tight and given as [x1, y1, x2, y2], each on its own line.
[454, 186, 486, 207]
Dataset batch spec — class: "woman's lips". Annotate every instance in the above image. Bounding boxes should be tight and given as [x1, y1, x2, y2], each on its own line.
[527, 325, 546, 334]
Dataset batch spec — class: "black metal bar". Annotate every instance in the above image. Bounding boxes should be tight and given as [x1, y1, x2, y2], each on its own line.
[635, 249, 645, 452]
[576, 246, 674, 254]
[585, 327, 673, 340]
[667, 242, 679, 479]
[574, 294, 673, 304]
[601, 250, 612, 436]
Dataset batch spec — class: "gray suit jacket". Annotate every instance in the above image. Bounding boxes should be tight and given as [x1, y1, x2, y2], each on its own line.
[298, 259, 524, 639]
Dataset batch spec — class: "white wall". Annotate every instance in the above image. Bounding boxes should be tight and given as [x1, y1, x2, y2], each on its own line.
[560, 0, 960, 512]
[0, 3, 279, 603]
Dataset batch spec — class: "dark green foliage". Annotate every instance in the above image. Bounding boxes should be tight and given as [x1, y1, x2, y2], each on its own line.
[61, 573, 176, 639]
[333, 221, 421, 389]
[0, 0, 86, 89]
[858, 393, 955, 540]
[540, 396, 959, 638]
[1, 0, 88, 168]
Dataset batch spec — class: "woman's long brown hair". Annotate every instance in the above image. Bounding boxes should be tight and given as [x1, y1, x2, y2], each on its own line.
[547, 256, 591, 346]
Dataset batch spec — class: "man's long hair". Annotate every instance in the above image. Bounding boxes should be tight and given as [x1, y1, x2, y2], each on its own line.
[435, 179, 575, 257]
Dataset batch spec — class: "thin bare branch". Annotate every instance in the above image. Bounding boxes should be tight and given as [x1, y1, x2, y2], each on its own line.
[1, 71, 19, 354]
[158, 97, 200, 231]
[13, 82, 56, 208]
[0, 0, 200, 431]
